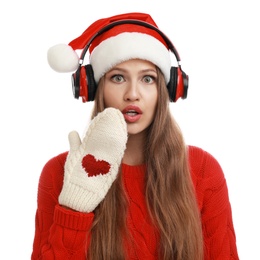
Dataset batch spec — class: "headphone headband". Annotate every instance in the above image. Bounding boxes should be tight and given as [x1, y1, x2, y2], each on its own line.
[79, 19, 181, 64]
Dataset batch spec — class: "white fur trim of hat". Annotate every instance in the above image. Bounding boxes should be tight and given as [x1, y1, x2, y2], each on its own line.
[90, 32, 171, 83]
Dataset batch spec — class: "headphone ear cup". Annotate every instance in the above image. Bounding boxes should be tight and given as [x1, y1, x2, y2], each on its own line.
[71, 67, 81, 99]
[167, 67, 178, 102]
[85, 64, 97, 102]
[71, 65, 97, 102]
[167, 67, 189, 102]
[181, 69, 189, 99]
[175, 67, 188, 101]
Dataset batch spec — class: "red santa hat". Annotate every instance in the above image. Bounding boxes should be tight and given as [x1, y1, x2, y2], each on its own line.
[47, 12, 172, 84]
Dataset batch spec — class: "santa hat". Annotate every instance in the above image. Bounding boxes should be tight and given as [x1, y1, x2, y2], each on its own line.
[47, 12, 172, 84]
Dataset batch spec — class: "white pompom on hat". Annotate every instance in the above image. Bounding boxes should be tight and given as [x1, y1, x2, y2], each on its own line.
[47, 12, 172, 84]
[47, 44, 79, 72]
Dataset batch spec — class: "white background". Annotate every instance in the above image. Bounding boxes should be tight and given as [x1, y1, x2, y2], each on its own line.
[1, 0, 259, 259]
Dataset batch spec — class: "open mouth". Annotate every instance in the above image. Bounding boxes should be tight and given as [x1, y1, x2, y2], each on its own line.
[123, 106, 142, 123]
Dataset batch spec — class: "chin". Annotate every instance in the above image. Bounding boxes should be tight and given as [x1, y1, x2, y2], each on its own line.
[126, 125, 148, 136]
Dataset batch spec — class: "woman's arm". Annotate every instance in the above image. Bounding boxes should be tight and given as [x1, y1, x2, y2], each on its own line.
[31, 153, 94, 259]
[189, 146, 239, 260]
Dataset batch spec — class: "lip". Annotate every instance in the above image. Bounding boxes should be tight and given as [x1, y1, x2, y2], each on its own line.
[122, 105, 143, 123]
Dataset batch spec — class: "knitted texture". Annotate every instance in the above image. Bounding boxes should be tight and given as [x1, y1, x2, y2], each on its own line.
[58, 108, 127, 212]
[32, 146, 239, 259]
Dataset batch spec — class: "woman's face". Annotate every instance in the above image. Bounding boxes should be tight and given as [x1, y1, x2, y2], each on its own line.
[103, 59, 158, 135]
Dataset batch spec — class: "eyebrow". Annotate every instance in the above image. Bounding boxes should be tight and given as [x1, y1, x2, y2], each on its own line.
[108, 67, 157, 74]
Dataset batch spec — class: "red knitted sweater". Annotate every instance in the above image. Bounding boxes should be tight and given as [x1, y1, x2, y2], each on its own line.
[31, 146, 239, 259]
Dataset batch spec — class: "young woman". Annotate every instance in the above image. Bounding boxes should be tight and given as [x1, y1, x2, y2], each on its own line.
[31, 12, 239, 260]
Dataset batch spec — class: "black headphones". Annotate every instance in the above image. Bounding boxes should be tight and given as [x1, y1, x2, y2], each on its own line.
[71, 19, 189, 102]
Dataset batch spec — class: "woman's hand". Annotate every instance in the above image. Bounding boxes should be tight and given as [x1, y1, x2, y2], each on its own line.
[58, 108, 127, 213]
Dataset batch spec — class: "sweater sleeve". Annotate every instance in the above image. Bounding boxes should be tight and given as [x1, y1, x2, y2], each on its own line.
[31, 152, 94, 260]
[188, 146, 239, 260]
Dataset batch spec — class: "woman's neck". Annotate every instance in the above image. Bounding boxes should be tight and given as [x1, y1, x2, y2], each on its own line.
[123, 131, 146, 166]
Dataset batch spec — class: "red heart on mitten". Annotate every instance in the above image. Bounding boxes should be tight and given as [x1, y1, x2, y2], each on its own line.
[82, 154, 111, 177]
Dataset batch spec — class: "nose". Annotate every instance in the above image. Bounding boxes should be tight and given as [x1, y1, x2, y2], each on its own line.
[124, 81, 140, 101]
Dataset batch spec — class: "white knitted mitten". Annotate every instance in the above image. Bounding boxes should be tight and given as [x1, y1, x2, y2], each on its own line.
[58, 108, 127, 213]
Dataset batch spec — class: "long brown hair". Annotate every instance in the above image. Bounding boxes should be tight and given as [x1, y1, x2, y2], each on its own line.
[87, 68, 203, 260]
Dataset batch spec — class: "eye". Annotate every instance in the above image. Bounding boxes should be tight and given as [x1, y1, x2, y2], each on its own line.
[143, 75, 156, 84]
[111, 74, 125, 83]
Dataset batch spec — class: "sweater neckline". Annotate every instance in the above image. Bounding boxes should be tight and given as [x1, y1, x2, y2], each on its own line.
[122, 163, 146, 179]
